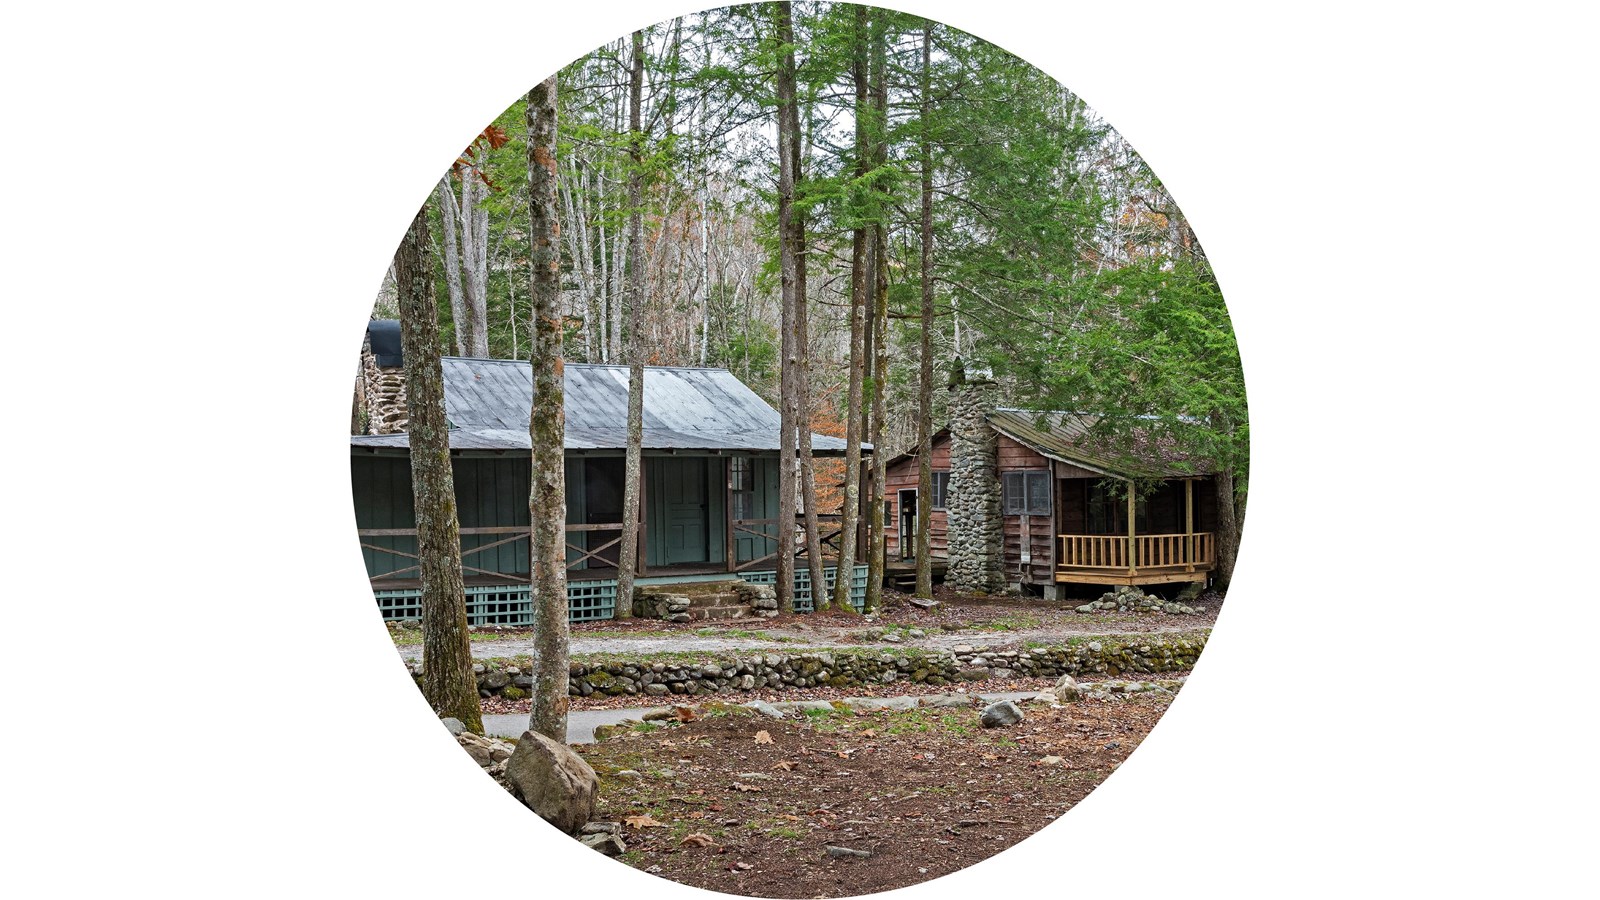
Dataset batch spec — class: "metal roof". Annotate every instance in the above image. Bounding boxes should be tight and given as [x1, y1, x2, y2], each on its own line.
[351, 359, 852, 454]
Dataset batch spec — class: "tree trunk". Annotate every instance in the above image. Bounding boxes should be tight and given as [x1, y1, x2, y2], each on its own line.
[833, 3, 870, 612]
[865, 16, 889, 612]
[461, 166, 491, 357]
[795, 208, 830, 612]
[1213, 468, 1240, 591]
[524, 75, 569, 741]
[435, 179, 470, 356]
[773, 1, 800, 615]
[395, 203, 482, 735]
[616, 29, 647, 619]
[867, 220, 888, 612]
[915, 22, 936, 600]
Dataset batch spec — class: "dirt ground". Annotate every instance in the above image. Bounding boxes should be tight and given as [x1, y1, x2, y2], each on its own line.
[570, 693, 1173, 897]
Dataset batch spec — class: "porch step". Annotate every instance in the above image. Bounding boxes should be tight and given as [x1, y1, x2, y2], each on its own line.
[688, 603, 758, 622]
[686, 590, 744, 609]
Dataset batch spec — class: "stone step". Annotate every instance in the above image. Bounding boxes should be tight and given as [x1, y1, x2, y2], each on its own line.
[688, 603, 757, 622]
[685, 591, 743, 608]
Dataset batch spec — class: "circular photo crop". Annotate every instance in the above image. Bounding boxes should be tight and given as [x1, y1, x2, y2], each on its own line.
[349, 3, 1247, 896]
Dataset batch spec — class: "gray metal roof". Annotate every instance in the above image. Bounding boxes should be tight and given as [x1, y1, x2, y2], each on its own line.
[351, 359, 852, 454]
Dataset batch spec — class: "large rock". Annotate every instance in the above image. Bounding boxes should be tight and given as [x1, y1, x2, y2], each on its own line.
[979, 700, 1025, 728]
[503, 730, 599, 835]
[1052, 674, 1081, 703]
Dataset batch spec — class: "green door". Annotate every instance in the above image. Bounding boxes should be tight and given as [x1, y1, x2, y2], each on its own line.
[662, 458, 709, 564]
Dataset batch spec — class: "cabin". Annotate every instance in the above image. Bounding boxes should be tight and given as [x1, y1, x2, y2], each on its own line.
[351, 323, 867, 625]
[881, 376, 1217, 598]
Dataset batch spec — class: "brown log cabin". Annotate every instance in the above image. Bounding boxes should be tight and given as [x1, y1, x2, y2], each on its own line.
[881, 409, 1217, 597]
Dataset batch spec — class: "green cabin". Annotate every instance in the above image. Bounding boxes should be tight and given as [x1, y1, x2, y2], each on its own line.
[351, 351, 867, 623]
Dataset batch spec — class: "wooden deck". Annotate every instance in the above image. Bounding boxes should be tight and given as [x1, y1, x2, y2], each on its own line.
[1055, 532, 1214, 586]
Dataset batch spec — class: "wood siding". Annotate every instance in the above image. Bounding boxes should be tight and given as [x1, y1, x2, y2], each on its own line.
[997, 434, 1055, 585]
[881, 436, 951, 561]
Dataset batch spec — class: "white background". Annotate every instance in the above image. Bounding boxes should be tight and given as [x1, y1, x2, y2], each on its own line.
[3, 1, 1595, 897]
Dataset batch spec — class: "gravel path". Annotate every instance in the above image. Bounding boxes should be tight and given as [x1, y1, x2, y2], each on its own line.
[394, 620, 1207, 662]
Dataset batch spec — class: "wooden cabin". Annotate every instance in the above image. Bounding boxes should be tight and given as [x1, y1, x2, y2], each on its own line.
[351, 353, 867, 624]
[881, 408, 1217, 596]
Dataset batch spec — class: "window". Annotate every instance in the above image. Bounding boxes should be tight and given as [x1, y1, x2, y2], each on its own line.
[730, 457, 754, 521]
[1002, 471, 1051, 516]
[931, 471, 949, 510]
[1087, 481, 1147, 534]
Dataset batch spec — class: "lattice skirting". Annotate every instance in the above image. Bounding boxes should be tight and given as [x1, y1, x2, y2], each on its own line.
[373, 566, 866, 624]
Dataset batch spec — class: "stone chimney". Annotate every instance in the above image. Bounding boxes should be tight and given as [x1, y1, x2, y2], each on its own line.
[358, 320, 409, 435]
[944, 363, 1006, 594]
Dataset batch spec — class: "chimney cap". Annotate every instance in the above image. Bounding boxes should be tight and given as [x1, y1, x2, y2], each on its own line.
[366, 320, 403, 368]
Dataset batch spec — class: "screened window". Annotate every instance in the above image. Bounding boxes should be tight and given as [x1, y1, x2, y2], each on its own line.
[1086, 481, 1147, 534]
[1002, 471, 1051, 516]
[931, 471, 949, 510]
[730, 457, 754, 521]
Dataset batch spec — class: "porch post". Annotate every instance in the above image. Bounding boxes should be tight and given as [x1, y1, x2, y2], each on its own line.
[637, 457, 649, 577]
[1126, 479, 1137, 576]
[725, 456, 736, 573]
[1185, 478, 1195, 573]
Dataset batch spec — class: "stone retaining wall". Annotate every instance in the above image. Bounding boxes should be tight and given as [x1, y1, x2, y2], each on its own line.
[410, 633, 1207, 700]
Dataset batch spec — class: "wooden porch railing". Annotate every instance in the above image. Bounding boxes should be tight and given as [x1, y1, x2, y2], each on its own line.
[359, 522, 633, 582]
[1057, 532, 1214, 572]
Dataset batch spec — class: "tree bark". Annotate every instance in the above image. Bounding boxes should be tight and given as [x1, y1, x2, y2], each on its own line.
[833, 3, 870, 612]
[773, 1, 800, 615]
[1213, 468, 1240, 591]
[915, 22, 935, 600]
[435, 179, 470, 356]
[616, 29, 647, 619]
[461, 165, 491, 357]
[865, 15, 889, 612]
[525, 75, 569, 742]
[395, 203, 482, 735]
[795, 204, 830, 612]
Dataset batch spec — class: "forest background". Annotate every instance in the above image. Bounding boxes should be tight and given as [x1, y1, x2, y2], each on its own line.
[363, 2, 1248, 589]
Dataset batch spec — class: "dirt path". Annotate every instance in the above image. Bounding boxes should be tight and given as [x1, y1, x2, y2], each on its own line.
[390, 590, 1221, 662]
[395, 620, 1206, 662]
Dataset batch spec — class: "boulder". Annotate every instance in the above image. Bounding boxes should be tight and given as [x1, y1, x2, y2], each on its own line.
[1052, 674, 1081, 703]
[441, 717, 466, 736]
[503, 729, 599, 835]
[979, 700, 1025, 728]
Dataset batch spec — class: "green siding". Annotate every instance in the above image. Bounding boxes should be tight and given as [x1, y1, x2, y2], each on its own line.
[355, 451, 782, 580]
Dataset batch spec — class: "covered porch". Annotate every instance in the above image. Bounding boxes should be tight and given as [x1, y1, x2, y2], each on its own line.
[1055, 476, 1215, 587]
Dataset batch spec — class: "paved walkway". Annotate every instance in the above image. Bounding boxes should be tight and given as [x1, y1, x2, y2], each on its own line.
[486, 690, 1043, 744]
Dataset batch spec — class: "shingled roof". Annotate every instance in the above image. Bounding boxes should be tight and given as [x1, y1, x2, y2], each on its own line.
[350, 358, 852, 454]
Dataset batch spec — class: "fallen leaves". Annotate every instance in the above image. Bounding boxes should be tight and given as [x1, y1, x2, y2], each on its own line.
[674, 706, 698, 723]
[624, 814, 665, 829]
[680, 833, 718, 848]
[754, 730, 774, 745]
[772, 760, 797, 771]
[731, 782, 763, 793]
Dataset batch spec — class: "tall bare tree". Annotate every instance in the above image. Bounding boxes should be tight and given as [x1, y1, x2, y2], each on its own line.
[833, 3, 871, 612]
[435, 179, 471, 356]
[773, 1, 800, 615]
[914, 21, 935, 600]
[524, 75, 569, 741]
[615, 29, 647, 618]
[865, 13, 890, 611]
[395, 203, 482, 734]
